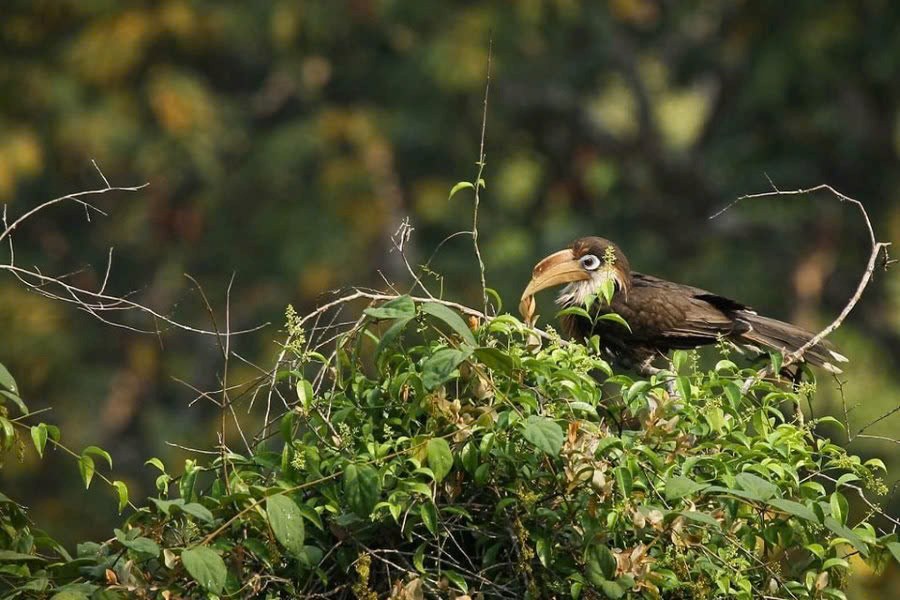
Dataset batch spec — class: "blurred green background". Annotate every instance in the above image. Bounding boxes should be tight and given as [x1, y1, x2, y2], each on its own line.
[1, 0, 898, 595]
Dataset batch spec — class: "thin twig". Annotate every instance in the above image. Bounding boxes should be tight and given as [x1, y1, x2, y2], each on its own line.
[471, 37, 493, 314]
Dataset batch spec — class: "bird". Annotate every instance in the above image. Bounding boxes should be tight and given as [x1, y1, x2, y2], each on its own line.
[519, 236, 848, 375]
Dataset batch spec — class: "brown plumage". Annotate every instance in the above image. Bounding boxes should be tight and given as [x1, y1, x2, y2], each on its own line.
[521, 236, 848, 375]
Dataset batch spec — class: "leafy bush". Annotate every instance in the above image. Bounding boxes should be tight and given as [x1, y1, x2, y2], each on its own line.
[1, 292, 897, 599]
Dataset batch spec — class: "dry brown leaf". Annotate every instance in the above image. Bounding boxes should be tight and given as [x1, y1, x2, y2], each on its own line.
[390, 577, 424, 600]
[519, 294, 536, 326]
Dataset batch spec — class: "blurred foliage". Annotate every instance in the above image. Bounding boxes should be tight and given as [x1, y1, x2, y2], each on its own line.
[0, 0, 899, 596]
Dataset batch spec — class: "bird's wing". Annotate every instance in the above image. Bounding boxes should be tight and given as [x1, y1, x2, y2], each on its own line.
[624, 272, 745, 345]
[631, 273, 752, 311]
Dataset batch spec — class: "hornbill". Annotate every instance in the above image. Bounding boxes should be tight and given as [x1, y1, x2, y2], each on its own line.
[520, 236, 848, 375]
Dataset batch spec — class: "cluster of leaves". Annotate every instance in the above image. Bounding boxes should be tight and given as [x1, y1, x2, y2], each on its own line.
[1, 295, 898, 599]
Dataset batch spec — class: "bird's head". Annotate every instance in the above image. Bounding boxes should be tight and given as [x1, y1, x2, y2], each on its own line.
[520, 237, 632, 314]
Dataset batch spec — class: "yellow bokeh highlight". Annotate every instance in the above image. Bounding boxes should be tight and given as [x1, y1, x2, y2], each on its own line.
[0, 129, 44, 201]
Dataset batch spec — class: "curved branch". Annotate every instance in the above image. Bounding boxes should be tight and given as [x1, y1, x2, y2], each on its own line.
[711, 183, 892, 391]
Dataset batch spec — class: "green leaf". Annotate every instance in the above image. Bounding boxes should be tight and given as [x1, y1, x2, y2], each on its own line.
[0, 362, 18, 394]
[114, 529, 159, 557]
[822, 557, 849, 570]
[0, 550, 45, 562]
[556, 306, 592, 320]
[676, 376, 692, 403]
[474, 463, 490, 485]
[735, 472, 778, 501]
[145, 457, 166, 473]
[280, 411, 295, 442]
[149, 497, 180, 516]
[614, 466, 633, 497]
[300, 545, 323, 568]
[181, 502, 214, 523]
[422, 348, 467, 390]
[599, 278, 615, 305]
[568, 401, 597, 414]
[266, 494, 306, 557]
[815, 416, 845, 431]
[485, 287, 503, 312]
[82, 445, 112, 469]
[473, 347, 514, 374]
[344, 464, 381, 517]
[600, 580, 626, 599]
[716, 360, 739, 374]
[78, 454, 95, 489]
[887, 542, 900, 564]
[448, 181, 475, 200]
[444, 569, 468, 593]
[0, 390, 27, 415]
[830, 491, 849, 525]
[50, 592, 89, 600]
[571, 581, 583, 599]
[596, 313, 631, 332]
[375, 316, 414, 366]
[586, 545, 617, 582]
[665, 475, 709, 501]
[31, 424, 48, 458]
[823, 518, 868, 557]
[834, 473, 859, 489]
[594, 436, 623, 457]
[364, 295, 415, 320]
[624, 381, 650, 403]
[426, 437, 453, 482]
[413, 543, 426, 572]
[420, 501, 438, 535]
[180, 461, 200, 500]
[767, 498, 818, 523]
[535, 537, 551, 567]
[0, 417, 13, 450]
[523, 416, 564, 456]
[672, 350, 688, 373]
[421, 302, 476, 346]
[112, 480, 129, 514]
[181, 546, 226, 594]
[296, 378, 314, 410]
[770, 351, 783, 374]
[680, 511, 720, 528]
[864, 458, 887, 472]
[297, 502, 324, 531]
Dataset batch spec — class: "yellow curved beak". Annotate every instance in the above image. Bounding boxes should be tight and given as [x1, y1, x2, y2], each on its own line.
[519, 249, 589, 315]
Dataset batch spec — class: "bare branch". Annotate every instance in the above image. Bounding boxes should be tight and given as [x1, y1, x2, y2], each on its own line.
[714, 183, 893, 393]
[471, 36, 493, 314]
[390, 217, 434, 299]
[0, 184, 138, 244]
[2, 263, 269, 337]
[1, 178, 269, 339]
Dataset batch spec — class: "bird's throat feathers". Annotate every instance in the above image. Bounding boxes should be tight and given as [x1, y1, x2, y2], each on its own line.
[556, 266, 630, 307]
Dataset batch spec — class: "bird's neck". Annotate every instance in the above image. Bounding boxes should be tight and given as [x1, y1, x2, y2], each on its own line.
[556, 280, 597, 307]
[556, 267, 631, 308]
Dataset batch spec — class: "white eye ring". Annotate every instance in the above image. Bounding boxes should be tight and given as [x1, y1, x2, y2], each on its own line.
[579, 254, 601, 271]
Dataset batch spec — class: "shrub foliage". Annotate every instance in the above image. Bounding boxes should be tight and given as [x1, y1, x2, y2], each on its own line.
[1, 294, 898, 599]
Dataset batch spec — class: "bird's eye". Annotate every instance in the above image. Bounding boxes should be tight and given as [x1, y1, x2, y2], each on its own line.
[580, 254, 601, 270]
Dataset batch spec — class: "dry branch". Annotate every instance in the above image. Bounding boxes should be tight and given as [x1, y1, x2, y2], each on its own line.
[0, 168, 268, 339]
[711, 184, 892, 393]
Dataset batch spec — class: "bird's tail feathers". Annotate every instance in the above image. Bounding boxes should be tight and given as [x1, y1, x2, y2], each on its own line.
[738, 314, 848, 374]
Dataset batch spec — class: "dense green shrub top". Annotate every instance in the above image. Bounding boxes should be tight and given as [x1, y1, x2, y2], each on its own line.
[1, 294, 897, 599]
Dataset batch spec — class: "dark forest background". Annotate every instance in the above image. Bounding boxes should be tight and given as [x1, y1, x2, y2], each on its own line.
[1, 1, 898, 595]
